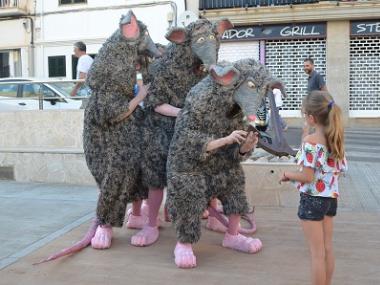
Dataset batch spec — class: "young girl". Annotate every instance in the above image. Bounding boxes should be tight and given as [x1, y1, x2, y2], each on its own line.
[280, 91, 347, 285]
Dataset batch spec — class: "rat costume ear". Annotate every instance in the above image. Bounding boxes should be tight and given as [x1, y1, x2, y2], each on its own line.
[165, 27, 187, 44]
[210, 65, 240, 86]
[120, 10, 140, 39]
[214, 19, 233, 37]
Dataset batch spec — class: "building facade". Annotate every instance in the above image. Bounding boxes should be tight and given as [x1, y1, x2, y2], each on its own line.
[0, 0, 34, 77]
[1, 0, 379, 125]
[0, 0, 185, 79]
[190, 0, 380, 126]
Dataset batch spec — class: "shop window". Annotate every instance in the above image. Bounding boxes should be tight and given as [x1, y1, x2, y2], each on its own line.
[349, 37, 380, 111]
[265, 39, 326, 111]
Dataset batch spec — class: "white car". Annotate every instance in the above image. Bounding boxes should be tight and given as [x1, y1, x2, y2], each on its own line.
[0, 78, 87, 111]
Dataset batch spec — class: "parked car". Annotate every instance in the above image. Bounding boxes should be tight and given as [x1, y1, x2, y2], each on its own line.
[0, 78, 89, 111]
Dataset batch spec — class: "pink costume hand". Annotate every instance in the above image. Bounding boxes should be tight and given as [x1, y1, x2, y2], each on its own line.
[239, 131, 258, 154]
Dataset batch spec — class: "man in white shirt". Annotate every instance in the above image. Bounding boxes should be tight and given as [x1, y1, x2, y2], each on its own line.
[71, 41, 93, 97]
[269, 88, 288, 131]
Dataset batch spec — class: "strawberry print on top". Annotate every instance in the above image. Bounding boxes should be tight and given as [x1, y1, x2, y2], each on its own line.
[294, 142, 348, 198]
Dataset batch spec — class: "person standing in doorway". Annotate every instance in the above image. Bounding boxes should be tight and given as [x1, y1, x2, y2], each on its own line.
[71, 41, 94, 97]
[304, 58, 327, 94]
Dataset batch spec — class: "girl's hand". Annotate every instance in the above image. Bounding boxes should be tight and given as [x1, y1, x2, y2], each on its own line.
[239, 131, 259, 154]
[224, 130, 247, 145]
[279, 171, 290, 184]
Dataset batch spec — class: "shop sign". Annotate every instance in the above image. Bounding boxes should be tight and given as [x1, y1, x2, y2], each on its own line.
[222, 22, 326, 41]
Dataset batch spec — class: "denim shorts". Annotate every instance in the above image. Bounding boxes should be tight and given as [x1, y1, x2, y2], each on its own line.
[298, 193, 337, 221]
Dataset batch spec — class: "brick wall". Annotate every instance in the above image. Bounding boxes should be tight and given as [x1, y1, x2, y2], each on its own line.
[349, 37, 380, 111]
[265, 39, 326, 111]
[219, 41, 260, 62]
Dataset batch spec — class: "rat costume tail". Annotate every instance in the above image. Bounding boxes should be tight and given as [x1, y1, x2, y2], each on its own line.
[207, 206, 257, 234]
[33, 217, 99, 265]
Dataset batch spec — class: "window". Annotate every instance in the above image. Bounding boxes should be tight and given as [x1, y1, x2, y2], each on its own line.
[22, 83, 42, 98]
[22, 84, 59, 99]
[0, 84, 18, 98]
[48, 56, 66, 77]
[41, 85, 59, 100]
[49, 82, 76, 97]
[59, 0, 87, 5]
[0, 50, 21, 78]
[0, 52, 10, 78]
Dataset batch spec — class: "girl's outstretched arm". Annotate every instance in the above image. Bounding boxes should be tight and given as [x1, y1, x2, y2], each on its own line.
[280, 167, 315, 184]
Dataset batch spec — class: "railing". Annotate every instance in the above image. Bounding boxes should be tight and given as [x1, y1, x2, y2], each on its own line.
[0, 79, 88, 111]
[199, 0, 371, 9]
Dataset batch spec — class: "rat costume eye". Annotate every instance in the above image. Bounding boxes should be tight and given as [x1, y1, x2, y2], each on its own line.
[209, 34, 215, 40]
[196, 37, 205, 43]
[247, 81, 256, 89]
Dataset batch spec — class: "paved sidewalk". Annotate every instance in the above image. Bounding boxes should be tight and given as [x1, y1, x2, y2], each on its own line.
[0, 206, 379, 285]
[0, 178, 379, 285]
[0, 127, 379, 284]
[0, 182, 97, 270]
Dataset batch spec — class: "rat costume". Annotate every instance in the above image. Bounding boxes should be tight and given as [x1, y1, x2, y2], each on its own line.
[166, 59, 283, 268]
[130, 19, 233, 247]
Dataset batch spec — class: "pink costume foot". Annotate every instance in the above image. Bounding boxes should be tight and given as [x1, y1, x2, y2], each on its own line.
[222, 232, 262, 253]
[206, 216, 228, 233]
[125, 209, 148, 229]
[91, 225, 112, 249]
[174, 242, 196, 269]
[131, 226, 159, 247]
[125, 201, 155, 229]
[206, 216, 242, 233]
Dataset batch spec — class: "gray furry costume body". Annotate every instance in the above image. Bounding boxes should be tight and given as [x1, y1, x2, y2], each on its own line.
[142, 19, 220, 189]
[83, 16, 156, 227]
[166, 59, 274, 243]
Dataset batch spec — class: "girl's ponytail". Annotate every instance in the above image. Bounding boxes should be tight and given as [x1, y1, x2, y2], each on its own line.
[303, 91, 345, 160]
[325, 102, 345, 160]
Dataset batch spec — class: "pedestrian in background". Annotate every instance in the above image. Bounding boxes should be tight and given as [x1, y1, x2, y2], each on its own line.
[304, 58, 327, 94]
[71, 41, 93, 97]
